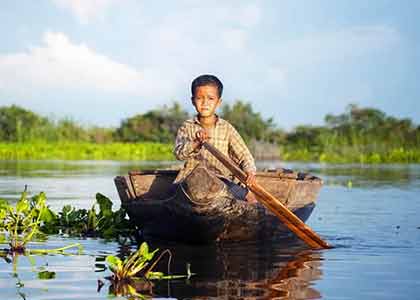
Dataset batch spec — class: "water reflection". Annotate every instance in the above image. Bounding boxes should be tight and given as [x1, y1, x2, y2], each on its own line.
[148, 239, 324, 299]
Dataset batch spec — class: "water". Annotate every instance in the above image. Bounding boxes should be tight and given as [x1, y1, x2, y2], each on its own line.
[1, 160, 419, 299]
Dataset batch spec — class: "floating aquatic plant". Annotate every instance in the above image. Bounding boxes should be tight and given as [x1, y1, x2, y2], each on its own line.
[103, 242, 193, 299]
[51, 192, 137, 242]
[0, 187, 82, 255]
[1, 186, 138, 246]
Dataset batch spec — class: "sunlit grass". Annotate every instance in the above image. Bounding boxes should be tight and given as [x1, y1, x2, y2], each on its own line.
[281, 146, 420, 163]
[0, 142, 174, 161]
[1, 142, 419, 163]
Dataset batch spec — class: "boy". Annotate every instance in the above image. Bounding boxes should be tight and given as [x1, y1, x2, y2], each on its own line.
[173, 74, 257, 203]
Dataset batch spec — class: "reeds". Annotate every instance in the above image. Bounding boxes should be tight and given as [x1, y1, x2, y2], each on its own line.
[0, 142, 173, 161]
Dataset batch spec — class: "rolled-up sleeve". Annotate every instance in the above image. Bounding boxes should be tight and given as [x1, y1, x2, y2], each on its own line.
[173, 123, 199, 160]
[228, 125, 256, 173]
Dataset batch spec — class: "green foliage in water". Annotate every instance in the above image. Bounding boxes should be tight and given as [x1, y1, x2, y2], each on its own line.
[0, 189, 137, 249]
[51, 193, 137, 241]
[0, 187, 55, 252]
[107, 242, 161, 280]
[0, 188, 81, 254]
[105, 242, 192, 299]
[0, 142, 173, 160]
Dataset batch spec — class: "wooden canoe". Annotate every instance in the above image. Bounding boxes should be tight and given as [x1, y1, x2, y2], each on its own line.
[114, 164, 323, 244]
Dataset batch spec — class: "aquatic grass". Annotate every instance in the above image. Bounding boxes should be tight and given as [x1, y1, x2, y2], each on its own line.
[0, 142, 174, 161]
[281, 145, 420, 163]
[3, 141, 419, 163]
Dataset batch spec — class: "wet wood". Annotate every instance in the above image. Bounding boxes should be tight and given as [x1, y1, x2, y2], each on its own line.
[202, 141, 331, 249]
[114, 163, 323, 243]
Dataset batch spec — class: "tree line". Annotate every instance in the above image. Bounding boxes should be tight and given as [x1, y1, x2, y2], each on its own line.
[0, 101, 287, 144]
[1, 102, 419, 158]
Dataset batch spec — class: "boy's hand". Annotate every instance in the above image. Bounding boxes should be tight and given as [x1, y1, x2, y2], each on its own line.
[195, 129, 210, 144]
[192, 129, 210, 150]
[245, 171, 256, 187]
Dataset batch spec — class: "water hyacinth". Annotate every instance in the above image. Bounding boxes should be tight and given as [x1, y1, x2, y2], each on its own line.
[103, 242, 193, 298]
[0, 187, 81, 254]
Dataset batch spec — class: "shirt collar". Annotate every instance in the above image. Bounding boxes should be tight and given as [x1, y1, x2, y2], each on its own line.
[193, 114, 220, 126]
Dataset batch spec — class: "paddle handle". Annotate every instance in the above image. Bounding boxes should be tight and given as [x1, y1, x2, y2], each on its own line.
[202, 142, 331, 249]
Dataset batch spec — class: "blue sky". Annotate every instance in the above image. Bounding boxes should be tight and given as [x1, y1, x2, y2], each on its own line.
[0, 0, 419, 129]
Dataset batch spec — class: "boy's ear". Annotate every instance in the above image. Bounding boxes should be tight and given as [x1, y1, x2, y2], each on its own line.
[191, 97, 195, 106]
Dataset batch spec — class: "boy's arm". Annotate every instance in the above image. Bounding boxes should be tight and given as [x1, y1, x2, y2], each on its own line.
[228, 125, 257, 175]
[173, 124, 201, 160]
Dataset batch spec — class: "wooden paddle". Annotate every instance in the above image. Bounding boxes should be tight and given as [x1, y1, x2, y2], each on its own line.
[202, 141, 331, 249]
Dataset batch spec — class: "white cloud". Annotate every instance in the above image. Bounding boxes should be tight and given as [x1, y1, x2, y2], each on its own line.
[52, 0, 120, 23]
[0, 2, 405, 127]
[0, 31, 150, 96]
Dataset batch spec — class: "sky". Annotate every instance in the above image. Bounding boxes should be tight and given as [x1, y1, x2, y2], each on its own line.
[0, 0, 419, 129]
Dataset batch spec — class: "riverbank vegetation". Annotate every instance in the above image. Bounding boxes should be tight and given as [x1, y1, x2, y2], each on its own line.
[0, 102, 419, 163]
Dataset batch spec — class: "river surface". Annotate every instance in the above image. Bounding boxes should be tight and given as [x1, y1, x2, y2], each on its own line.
[0, 160, 419, 300]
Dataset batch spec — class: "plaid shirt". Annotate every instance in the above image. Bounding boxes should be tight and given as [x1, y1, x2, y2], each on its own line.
[173, 116, 256, 183]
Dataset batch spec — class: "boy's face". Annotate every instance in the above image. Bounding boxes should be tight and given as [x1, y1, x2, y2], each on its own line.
[191, 85, 222, 118]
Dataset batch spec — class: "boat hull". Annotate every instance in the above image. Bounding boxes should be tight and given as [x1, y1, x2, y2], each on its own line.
[115, 165, 322, 244]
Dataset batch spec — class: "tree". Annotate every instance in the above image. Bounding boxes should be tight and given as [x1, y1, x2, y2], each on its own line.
[221, 100, 284, 143]
[115, 102, 189, 143]
[0, 105, 51, 142]
[286, 125, 327, 148]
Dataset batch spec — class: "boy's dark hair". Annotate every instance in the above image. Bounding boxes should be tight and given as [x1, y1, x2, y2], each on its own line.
[191, 74, 223, 98]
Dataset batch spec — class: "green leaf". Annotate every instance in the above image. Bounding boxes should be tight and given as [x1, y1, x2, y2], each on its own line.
[139, 242, 149, 257]
[0, 199, 9, 210]
[40, 207, 56, 223]
[32, 192, 46, 207]
[38, 270, 56, 280]
[106, 255, 122, 272]
[146, 271, 164, 279]
[61, 205, 72, 216]
[96, 193, 113, 217]
[0, 209, 7, 221]
[16, 199, 29, 213]
[146, 248, 159, 261]
[87, 205, 97, 231]
[102, 227, 116, 239]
